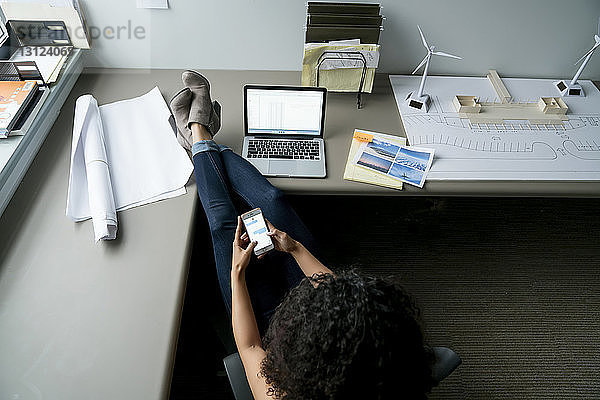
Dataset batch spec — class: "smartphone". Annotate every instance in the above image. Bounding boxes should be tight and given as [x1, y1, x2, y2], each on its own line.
[241, 208, 274, 256]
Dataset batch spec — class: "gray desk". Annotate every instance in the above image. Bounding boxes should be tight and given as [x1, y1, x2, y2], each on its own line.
[75, 69, 600, 197]
[0, 69, 198, 400]
[0, 69, 598, 400]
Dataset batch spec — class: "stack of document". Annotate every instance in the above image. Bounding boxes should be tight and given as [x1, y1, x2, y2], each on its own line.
[302, 2, 384, 93]
[344, 129, 435, 189]
[302, 40, 380, 93]
[9, 47, 71, 84]
[66, 87, 194, 242]
[344, 129, 406, 190]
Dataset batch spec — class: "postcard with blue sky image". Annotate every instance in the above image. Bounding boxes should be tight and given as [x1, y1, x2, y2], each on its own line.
[354, 136, 434, 188]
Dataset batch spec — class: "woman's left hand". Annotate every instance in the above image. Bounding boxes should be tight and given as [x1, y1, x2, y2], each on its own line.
[232, 216, 257, 275]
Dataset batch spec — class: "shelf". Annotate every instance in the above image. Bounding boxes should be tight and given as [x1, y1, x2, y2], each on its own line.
[0, 48, 83, 217]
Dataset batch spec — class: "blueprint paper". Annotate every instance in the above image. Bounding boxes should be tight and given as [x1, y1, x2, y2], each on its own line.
[96, 87, 192, 210]
[67, 87, 193, 241]
[67, 95, 117, 242]
[390, 75, 600, 181]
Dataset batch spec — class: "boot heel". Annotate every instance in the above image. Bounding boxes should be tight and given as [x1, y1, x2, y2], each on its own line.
[213, 100, 221, 118]
[209, 100, 221, 136]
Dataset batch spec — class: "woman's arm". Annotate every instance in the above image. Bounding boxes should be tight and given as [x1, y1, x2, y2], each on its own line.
[289, 241, 332, 277]
[231, 217, 271, 400]
[266, 220, 332, 277]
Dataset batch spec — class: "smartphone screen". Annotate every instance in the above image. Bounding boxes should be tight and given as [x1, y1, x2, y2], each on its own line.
[241, 208, 273, 255]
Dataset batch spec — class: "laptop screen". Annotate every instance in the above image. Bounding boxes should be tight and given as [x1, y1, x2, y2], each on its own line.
[244, 86, 326, 137]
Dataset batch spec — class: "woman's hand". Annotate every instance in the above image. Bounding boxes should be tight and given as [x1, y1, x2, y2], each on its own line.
[265, 220, 299, 254]
[232, 216, 257, 275]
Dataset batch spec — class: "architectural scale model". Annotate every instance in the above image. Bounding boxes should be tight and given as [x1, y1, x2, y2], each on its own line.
[405, 25, 462, 112]
[453, 70, 569, 125]
[554, 17, 600, 97]
[389, 74, 600, 181]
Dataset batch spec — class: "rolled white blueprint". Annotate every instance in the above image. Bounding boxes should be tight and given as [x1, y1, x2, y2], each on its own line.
[66, 95, 117, 242]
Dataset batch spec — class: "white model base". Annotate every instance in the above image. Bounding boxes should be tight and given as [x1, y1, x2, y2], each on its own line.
[405, 91, 431, 112]
[390, 74, 600, 181]
[554, 80, 585, 97]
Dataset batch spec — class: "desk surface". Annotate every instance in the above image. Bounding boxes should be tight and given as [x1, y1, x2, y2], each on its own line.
[0, 68, 598, 400]
[0, 69, 198, 400]
[82, 69, 599, 197]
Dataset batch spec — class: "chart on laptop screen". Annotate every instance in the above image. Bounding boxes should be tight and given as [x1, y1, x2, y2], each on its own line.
[247, 88, 323, 135]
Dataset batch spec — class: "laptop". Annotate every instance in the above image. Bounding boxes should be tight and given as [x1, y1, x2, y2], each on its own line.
[242, 85, 327, 178]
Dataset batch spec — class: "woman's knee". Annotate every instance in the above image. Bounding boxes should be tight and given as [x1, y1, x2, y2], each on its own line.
[263, 185, 285, 205]
[205, 200, 236, 233]
[208, 216, 236, 237]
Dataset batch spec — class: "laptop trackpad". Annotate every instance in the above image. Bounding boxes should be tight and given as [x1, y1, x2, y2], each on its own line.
[269, 160, 295, 176]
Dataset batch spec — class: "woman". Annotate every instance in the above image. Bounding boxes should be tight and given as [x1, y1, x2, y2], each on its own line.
[170, 71, 434, 400]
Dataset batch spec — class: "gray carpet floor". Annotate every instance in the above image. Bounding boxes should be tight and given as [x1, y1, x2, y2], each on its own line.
[171, 196, 600, 399]
[290, 196, 600, 399]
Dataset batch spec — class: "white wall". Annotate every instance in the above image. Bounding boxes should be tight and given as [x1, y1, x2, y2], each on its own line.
[82, 0, 600, 80]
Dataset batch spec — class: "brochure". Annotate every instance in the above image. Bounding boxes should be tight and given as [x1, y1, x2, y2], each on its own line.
[353, 135, 435, 188]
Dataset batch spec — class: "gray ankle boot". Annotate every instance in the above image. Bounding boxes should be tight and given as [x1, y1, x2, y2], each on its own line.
[181, 70, 221, 136]
[169, 87, 193, 152]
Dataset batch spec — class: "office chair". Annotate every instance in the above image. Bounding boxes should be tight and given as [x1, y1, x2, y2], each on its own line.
[223, 346, 462, 400]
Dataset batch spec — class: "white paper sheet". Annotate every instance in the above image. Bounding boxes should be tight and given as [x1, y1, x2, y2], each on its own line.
[67, 87, 193, 242]
[136, 0, 168, 9]
[327, 39, 361, 46]
[0, 1, 72, 5]
[389, 75, 600, 181]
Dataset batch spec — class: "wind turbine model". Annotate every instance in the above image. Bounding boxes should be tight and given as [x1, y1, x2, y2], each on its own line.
[554, 17, 600, 97]
[406, 25, 462, 112]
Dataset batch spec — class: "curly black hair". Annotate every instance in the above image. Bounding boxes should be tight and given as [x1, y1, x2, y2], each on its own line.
[260, 270, 434, 400]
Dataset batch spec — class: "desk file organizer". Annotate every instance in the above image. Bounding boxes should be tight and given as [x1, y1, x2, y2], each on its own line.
[7, 20, 71, 47]
[0, 0, 90, 49]
[0, 15, 77, 135]
[0, 17, 73, 135]
[302, 2, 384, 108]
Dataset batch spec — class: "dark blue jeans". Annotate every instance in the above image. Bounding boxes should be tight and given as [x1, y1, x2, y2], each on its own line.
[192, 140, 317, 334]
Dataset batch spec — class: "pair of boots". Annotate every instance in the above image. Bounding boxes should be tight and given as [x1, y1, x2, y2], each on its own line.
[169, 70, 221, 152]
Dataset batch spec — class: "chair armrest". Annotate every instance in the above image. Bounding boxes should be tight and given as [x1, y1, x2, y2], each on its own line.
[224, 346, 462, 399]
[431, 346, 462, 384]
[223, 353, 254, 400]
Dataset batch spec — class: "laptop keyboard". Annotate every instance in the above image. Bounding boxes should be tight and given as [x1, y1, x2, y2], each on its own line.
[247, 139, 321, 160]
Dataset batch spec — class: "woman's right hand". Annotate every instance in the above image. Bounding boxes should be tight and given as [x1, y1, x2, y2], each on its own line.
[265, 220, 299, 254]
